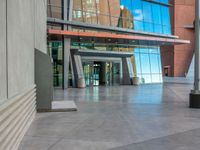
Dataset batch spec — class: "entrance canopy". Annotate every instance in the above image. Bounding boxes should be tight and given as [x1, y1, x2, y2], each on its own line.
[48, 29, 190, 46]
[70, 49, 134, 88]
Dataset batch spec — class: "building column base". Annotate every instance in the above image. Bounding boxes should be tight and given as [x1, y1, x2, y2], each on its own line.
[190, 93, 200, 108]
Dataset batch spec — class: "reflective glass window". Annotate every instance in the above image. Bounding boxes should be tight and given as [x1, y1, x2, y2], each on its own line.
[134, 46, 162, 84]
[109, 0, 121, 26]
[144, 23, 154, 32]
[96, 0, 110, 25]
[152, 4, 162, 24]
[48, 40, 63, 87]
[82, 0, 96, 13]
[134, 20, 144, 31]
[161, 6, 171, 34]
[134, 53, 142, 74]
[132, 0, 143, 21]
[142, 2, 153, 23]
[160, 0, 169, 4]
[140, 53, 151, 74]
[150, 54, 160, 73]
[71, 0, 171, 35]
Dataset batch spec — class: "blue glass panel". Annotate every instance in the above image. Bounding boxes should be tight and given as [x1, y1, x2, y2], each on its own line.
[140, 47, 149, 53]
[161, 6, 171, 34]
[152, 4, 161, 24]
[163, 26, 171, 35]
[134, 46, 163, 84]
[150, 54, 160, 73]
[154, 24, 163, 34]
[134, 20, 144, 31]
[140, 54, 151, 73]
[144, 23, 154, 32]
[134, 48, 140, 53]
[134, 53, 142, 74]
[154, 0, 169, 3]
[149, 48, 159, 54]
[161, 6, 170, 26]
[132, 0, 143, 21]
[160, 0, 169, 4]
[142, 2, 153, 23]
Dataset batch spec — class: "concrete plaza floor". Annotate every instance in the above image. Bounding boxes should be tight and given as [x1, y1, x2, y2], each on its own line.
[19, 83, 200, 150]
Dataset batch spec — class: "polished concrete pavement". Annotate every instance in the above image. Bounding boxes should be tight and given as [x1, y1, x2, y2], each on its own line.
[19, 83, 200, 150]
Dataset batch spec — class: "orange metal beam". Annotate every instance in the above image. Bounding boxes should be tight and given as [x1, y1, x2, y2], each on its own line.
[48, 29, 190, 45]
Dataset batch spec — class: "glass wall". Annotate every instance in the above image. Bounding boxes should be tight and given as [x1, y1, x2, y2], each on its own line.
[48, 40, 63, 87]
[47, 0, 171, 85]
[72, 0, 171, 35]
[134, 46, 162, 83]
[71, 36, 163, 84]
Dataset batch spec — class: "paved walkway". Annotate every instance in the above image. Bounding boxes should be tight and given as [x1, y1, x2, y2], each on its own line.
[19, 83, 200, 150]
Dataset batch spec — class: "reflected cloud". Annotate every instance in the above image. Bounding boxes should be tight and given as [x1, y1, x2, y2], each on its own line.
[133, 9, 143, 20]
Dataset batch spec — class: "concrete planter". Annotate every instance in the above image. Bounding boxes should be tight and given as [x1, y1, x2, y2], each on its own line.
[78, 78, 86, 88]
[132, 77, 140, 86]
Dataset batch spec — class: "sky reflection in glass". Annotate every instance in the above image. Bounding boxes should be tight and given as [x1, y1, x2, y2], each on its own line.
[120, 0, 171, 35]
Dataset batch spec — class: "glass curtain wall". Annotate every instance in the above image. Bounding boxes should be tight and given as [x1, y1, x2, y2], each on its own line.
[48, 40, 64, 87]
[47, 0, 172, 85]
[134, 46, 162, 83]
[47, 0, 64, 87]
[72, 0, 171, 35]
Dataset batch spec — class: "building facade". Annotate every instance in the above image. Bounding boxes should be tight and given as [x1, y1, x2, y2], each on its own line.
[161, 0, 195, 77]
[0, 0, 47, 149]
[47, 0, 189, 88]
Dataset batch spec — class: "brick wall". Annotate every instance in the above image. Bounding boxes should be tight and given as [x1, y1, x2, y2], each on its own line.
[161, 0, 195, 77]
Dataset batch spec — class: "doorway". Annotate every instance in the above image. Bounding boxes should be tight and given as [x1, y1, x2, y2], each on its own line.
[82, 61, 120, 87]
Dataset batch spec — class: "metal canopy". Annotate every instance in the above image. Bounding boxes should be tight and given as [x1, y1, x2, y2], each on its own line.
[48, 29, 190, 46]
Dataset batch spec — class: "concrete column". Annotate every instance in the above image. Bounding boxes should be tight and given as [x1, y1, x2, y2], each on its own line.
[190, 0, 200, 108]
[70, 50, 85, 88]
[121, 57, 133, 85]
[0, 0, 7, 101]
[63, 0, 73, 89]
[63, 39, 70, 88]
[100, 62, 106, 85]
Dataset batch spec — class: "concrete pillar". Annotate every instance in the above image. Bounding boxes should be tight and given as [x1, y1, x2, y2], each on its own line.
[63, 0, 73, 89]
[99, 62, 106, 85]
[190, 0, 200, 108]
[70, 49, 85, 88]
[121, 57, 133, 85]
[64, 39, 70, 88]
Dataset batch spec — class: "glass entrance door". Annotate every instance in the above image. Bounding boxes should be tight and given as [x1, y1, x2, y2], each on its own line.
[105, 62, 120, 86]
[83, 62, 93, 86]
[112, 62, 121, 85]
[93, 64, 100, 86]
[83, 61, 120, 87]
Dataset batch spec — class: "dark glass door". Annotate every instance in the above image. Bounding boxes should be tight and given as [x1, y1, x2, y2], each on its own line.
[93, 64, 100, 86]
[83, 61, 120, 87]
